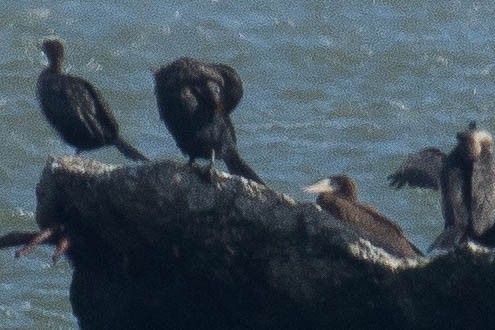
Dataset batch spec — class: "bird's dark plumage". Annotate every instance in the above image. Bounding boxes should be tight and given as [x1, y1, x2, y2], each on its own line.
[469, 128, 495, 241]
[153, 57, 264, 185]
[37, 39, 148, 161]
[388, 148, 446, 190]
[388, 122, 495, 248]
[305, 175, 423, 258]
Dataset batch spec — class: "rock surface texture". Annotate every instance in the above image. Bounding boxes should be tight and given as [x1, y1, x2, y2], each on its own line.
[27, 157, 495, 329]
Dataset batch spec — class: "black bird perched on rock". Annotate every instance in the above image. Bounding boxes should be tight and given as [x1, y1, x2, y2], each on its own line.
[37, 39, 148, 161]
[304, 174, 423, 258]
[153, 57, 264, 185]
[388, 122, 495, 249]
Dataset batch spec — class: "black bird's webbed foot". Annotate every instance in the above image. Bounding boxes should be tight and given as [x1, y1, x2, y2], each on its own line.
[188, 157, 195, 167]
[15, 226, 71, 264]
[188, 150, 218, 183]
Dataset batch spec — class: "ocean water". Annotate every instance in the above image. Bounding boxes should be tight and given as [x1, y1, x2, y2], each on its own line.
[1, 1, 494, 327]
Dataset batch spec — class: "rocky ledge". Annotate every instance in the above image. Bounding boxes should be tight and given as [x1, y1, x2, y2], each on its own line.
[3, 156, 495, 329]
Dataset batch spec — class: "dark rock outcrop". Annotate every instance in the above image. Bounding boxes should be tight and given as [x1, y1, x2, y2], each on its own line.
[11, 157, 495, 328]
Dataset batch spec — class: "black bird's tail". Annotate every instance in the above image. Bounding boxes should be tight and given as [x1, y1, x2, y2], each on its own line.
[114, 137, 149, 162]
[223, 149, 264, 185]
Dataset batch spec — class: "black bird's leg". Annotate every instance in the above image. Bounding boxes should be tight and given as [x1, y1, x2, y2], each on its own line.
[52, 235, 70, 264]
[15, 226, 71, 264]
[200, 148, 218, 182]
[208, 149, 217, 178]
[189, 150, 218, 183]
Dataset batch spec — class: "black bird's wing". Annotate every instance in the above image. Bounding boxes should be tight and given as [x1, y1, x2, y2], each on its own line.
[73, 78, 147, 161]
[213, 64, 243, 115]
[154, 59, 222, 134]
[223, 148, 264, 185]
[72, 76, 119, 142]
[471, 152, 495, 237]
[441, 162, 470, 230]
[37, 72, 118, 147]
[388, 148, 446, 190]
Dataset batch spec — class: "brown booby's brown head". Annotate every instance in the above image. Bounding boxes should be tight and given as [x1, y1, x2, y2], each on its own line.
[42, 39, 65, 72]
[304, 174, 358, 202]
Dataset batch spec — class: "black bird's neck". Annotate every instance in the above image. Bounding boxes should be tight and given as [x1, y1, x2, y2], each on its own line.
[47, 58, 63, 74]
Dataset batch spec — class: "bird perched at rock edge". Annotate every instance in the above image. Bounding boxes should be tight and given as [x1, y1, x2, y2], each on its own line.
[305, 174, 423, 258]
[37, 39, 148, 161]
[153, 57, 264, 185]
[19, 39, 149, 262]
[388, 121, 495, 249]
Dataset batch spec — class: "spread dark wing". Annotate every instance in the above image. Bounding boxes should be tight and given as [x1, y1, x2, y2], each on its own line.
[388, 148, 446, 190]
[471, 153, 495, 237]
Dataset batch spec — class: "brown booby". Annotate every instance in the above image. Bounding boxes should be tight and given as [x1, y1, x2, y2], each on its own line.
[305, 174, 423, 258]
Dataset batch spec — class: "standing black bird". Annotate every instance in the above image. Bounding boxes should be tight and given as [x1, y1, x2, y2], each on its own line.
[153, 58, 264, 185]
[37, 39, 148, 161]
[304, 174, 422, 258]
[388, 122, 495, 249]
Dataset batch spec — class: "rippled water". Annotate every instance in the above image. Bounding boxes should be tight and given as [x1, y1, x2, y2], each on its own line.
[1, 1, 495, 327]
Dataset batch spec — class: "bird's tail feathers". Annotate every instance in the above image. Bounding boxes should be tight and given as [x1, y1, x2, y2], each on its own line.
[114, 137, 149, 162]
[223, 149, 264, 185]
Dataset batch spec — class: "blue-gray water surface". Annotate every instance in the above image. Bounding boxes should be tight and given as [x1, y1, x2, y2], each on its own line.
[1, 1, 495, 327]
